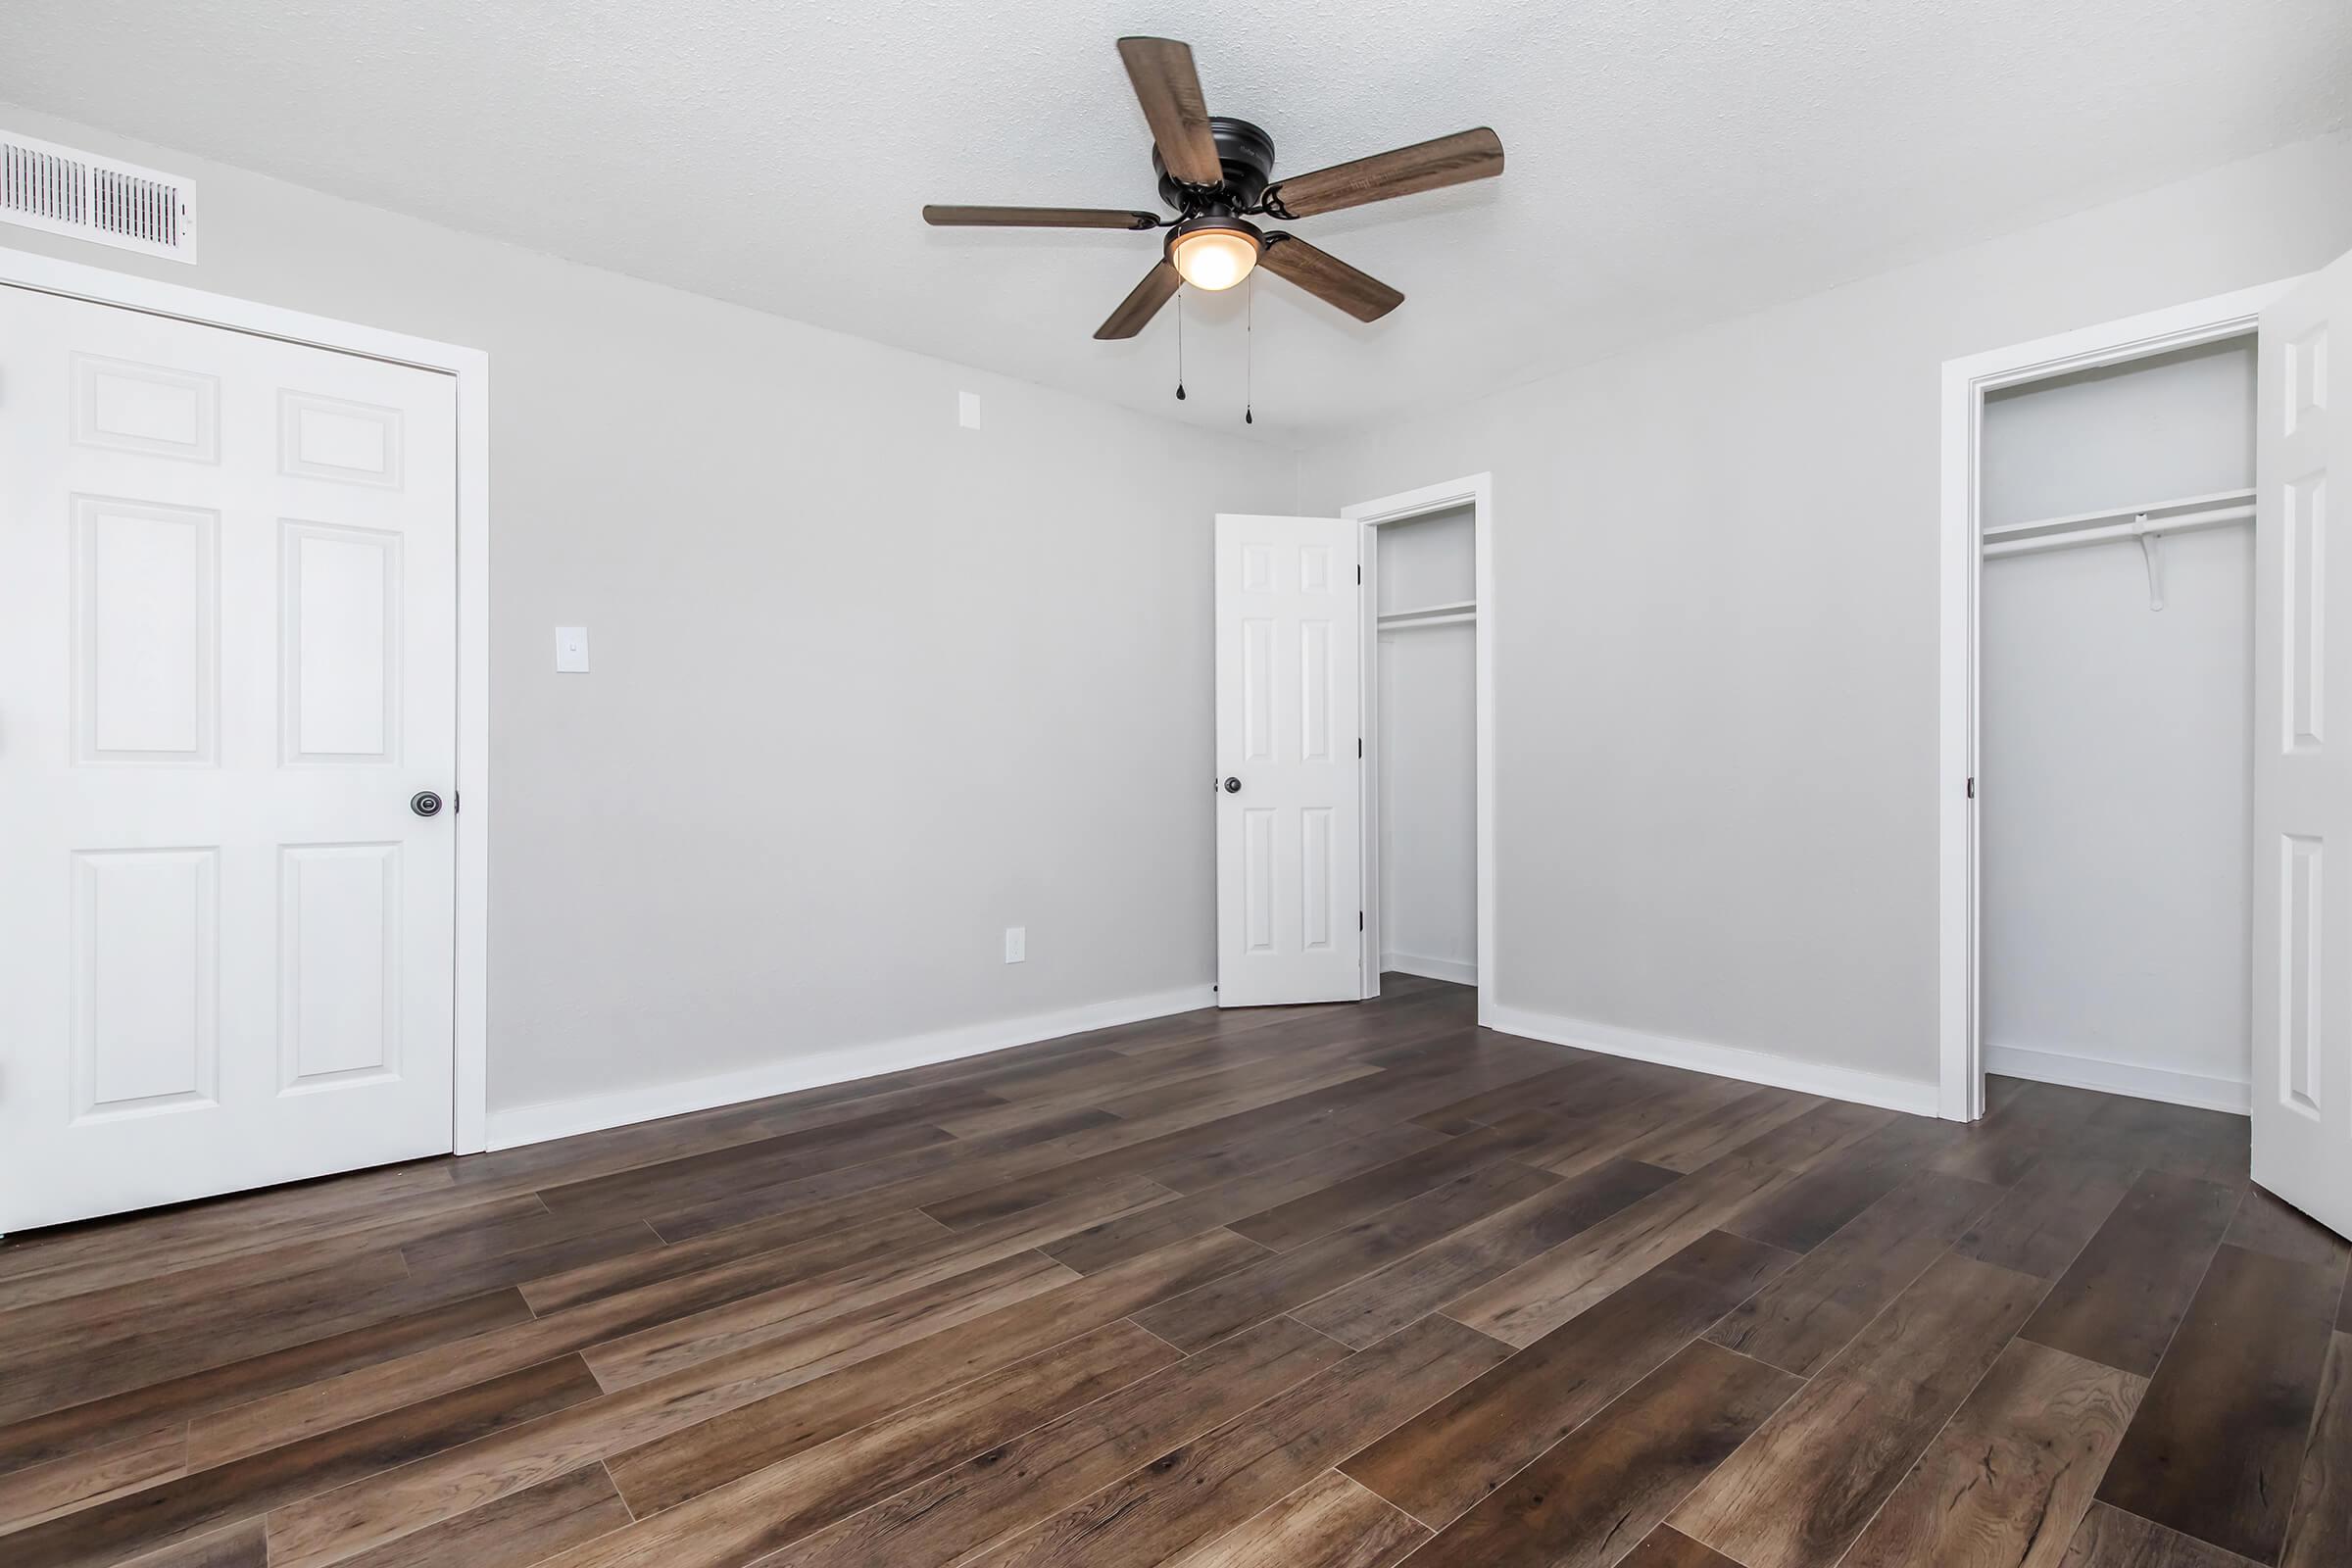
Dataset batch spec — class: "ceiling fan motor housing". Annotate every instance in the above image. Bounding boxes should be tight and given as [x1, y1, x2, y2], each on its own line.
[1154, 116, 1276, 211]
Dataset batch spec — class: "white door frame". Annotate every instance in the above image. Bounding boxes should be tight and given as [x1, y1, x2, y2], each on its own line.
[0, 244, 494, 1155]
[1344, 473, 1494, 1028]
[1936, 281, 2294, 1122]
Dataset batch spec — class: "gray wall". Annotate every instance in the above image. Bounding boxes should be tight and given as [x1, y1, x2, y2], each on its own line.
[1979, 342, 2257, 1099]
[1299, 131, 2352, 1096]
[0, 104, 1297, 1119]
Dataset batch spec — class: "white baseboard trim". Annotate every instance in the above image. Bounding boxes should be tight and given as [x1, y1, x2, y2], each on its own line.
[1483, 1003, 1943, 1119]
[483, 983, 1218, 1152]
[1382, 952, 1479, 987]
[1984, 1043, 2251, 1116]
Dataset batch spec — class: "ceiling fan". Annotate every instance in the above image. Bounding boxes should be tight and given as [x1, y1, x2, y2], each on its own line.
[923, 36, 1504, 339]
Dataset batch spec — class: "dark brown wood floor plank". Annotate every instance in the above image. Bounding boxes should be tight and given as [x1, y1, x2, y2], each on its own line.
[1954, 1153, 2140, 1280]
[1138, 1162, 1559, 1350]
[962, 1315, 1508, 1568]
[0, 1422, 185, 1532]
[1723, 1111, 1957, 1253]
[568, 1319, 1178, 1557]
[0, 1287, 533, 1480]
[1669, 1250, 2047, 1568]
[257, 1246, 1086, 1568]
[1224, 1116, 1566, 1254]
[1839, 1339, 2144, 1568]
[1396, 1340, 1799, 1568]
[328, 1464, 633, 1568]
[642, 1106, 1117, 1243]
[756, 1313, 1351, 1568]
[2282, 1331, 2352, 1568]
[0, 1250, 427, 1427]
[1615, 1085, 1827, 1174]
[2078, 1096, 2250, 1191]
[535, 1113, 958, 1223]
[2, 1354, 602, 1568]
[1614, 1525, 1743, 1567]
[1445, 1156, 1798, 1347]
[1706, 1168, 2004, 1376]
[581, 1175, 1170, 1390]
[2096, 1243, 2344, 1564]
[1296, 1157, 1682, 1348]
[124, 1520, 270, 1567]
[1162, 1468, 1429, 1568]
[1042, 1124, 1446, 1276]
[1717, 1096, 1894, 1172]
[1344, 1228, 1792, 1529]
[2227, 1187, 2352, 1272]
[2022, 1169, 2244, 1377]
[2060, 1502, 2270, 1566]
[184, 1208, 949, 1469]
[400, 1219, 664, 1300]
[587, 1228, 1269, 1526]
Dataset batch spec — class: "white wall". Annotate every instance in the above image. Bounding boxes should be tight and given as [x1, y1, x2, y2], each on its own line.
[1979, 342, 2256, 1106]
[1377, 507, 1478, 980]
[1300, 131, 2352, 1103]
[0, 104, 1297, 1129]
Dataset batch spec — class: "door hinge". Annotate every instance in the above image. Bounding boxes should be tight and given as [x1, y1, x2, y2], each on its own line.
[1966, 777, 1975, 800]
[1357, 738, 1363, 759]
[1356, 564, 1362, 584]
[1359, 911, 1365, 931]
[453, 792, 461, 813]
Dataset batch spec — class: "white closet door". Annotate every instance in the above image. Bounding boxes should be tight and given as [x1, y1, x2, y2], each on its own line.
[1214, 514, 1363, 1006]
[0, 285, 459, 1233]
[2252, 246, 2352, 1239]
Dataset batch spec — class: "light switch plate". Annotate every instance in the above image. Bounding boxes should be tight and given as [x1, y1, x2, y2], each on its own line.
[1004, 926, 1025, 963]
[958, 390, 981, 429]
[555, 626, 590, 672]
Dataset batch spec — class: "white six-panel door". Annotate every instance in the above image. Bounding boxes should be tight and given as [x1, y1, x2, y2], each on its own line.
[2253, 248, 2352, 1240]
[1214, 514, 1363, 1006]
[0, 285, 459, 1232]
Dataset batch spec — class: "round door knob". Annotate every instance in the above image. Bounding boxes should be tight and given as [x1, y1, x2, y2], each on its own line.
[410, 791, 444, 818]
[1222, 777, 1242, 794]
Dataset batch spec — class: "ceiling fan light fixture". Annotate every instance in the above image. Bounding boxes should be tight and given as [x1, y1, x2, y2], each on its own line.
[1167, 216, 1262, 291]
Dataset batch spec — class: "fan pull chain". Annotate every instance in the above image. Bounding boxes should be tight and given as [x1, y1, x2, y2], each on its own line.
[1245, 274, 1254, 425]
[1174, 287, 1187, 401]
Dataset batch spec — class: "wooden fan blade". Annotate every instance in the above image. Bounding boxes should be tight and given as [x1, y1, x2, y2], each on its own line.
[1262, 128, 1503, 219]
[1096, 260, 1181, 339]
[1258, 235, 1403, 322]
[923, 205, 1160, 229]
[1117, 37, 1223, 186]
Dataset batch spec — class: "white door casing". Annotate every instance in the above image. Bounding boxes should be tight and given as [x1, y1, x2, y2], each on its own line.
[1214, 514, 1363, 1006]
[2252, 248, 2352, 1238]
[0, 285, 461, 1232]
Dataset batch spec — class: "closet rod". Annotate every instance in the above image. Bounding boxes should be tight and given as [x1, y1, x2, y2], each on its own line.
[1982, 503, 2250, 560]
[1377, 611, 1476, 630]
[1981, 486, 2256, 543]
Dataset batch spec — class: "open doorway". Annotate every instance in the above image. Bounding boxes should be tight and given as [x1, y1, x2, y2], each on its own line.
[1347, 475, 1494, 1026]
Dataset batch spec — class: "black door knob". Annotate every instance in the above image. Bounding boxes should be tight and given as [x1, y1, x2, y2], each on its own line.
[410, 791, 444, 817]
[1222, 777, 1242, 794]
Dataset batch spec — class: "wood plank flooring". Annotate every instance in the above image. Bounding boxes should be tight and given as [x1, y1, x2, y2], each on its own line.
[1, 975, 2345, 1567]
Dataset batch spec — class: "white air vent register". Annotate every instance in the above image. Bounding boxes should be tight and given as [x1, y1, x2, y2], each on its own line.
[1, 129, 196, 262]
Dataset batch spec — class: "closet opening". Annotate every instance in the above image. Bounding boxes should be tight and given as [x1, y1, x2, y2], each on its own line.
[1974, 332, 2259, 1115]
[1347, 475, 1494, 1019]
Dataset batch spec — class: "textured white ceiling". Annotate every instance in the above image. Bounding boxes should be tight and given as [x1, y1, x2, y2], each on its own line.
[2, 1, 2345, 438]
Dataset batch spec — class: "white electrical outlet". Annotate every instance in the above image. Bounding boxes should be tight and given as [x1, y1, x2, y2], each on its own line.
[1004, 926, 1026, 963]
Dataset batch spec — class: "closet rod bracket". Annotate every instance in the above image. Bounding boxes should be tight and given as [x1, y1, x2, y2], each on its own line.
[2135, 514, 2166, 612]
